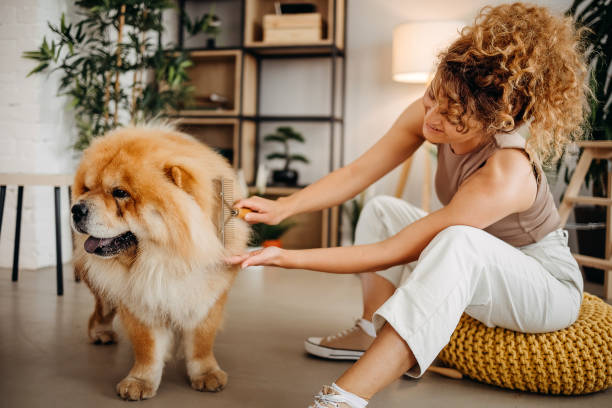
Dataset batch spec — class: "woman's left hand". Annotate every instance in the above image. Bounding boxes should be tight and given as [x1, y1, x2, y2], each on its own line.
[225, 246, 285, 268]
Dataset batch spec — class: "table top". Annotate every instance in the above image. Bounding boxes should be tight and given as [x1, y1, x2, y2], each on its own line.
[0, 173, 74, 186]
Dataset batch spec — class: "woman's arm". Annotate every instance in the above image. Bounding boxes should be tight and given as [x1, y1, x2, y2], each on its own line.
[229, 148, 537, 273]
[236, 98, 426, 224]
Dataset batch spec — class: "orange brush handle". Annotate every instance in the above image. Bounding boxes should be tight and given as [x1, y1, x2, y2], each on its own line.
[234, 208, 252, 219]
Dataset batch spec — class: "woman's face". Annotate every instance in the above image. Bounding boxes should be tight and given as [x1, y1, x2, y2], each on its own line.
[422, 87, 485, 148]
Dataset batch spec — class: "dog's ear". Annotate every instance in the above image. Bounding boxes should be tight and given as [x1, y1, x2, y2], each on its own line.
[165, 165, 195, 195]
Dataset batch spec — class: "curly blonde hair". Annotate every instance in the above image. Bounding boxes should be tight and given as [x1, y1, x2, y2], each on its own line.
[430, 2, 590, 166]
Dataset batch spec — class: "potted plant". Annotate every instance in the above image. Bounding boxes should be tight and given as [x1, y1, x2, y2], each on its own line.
[183, 4, 221, 48]
[342, 191, 368, 244]
[22, 0, 214, 150]
[264, 126, 310, 186]
[248, 220, 297, 248]
[563, 0, 611, 283]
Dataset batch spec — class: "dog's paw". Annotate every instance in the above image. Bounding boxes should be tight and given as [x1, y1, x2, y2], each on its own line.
[116, 377, 156, 400]
[90, 329, 118, 345]
[190, 369, 228, 392]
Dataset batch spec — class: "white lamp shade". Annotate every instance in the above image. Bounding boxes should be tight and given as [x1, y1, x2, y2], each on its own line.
[392, 21, 464, 83]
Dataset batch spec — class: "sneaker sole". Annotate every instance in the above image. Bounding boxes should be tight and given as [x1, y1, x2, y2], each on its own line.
[304, 340, 364, 360]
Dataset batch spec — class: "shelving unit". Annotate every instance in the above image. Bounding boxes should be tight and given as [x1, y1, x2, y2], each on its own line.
[173, 0, 347, 248]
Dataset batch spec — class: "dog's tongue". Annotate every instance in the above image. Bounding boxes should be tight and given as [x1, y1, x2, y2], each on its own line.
[84, 236, 114, 253]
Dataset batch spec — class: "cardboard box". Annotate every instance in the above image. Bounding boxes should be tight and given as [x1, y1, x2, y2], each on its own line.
[263, 13, 322, 44]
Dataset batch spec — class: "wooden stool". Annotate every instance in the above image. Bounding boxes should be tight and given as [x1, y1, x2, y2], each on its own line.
[558, 141, 612, 300]
[0, 173, 74, 296]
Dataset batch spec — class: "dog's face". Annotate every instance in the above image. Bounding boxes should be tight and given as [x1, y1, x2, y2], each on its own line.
[71, 127, 223, 261]
[71, 149, 141, 258]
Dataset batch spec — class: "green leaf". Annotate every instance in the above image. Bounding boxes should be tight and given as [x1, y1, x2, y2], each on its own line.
[22, 50, 45, 61]
[285, 132, 305, 142]
[288, 154, 309, 163]
[266, 152, 287, 160]
[26, 62, 49, 77]
[277, 126, 305, 142]
[263, 134, 286, 143]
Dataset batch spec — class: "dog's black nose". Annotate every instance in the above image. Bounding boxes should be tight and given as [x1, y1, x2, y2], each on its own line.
[71, 203, 89, 223]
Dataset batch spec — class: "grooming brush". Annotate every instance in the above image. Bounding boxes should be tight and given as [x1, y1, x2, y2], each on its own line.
[214, 177, 252, 247]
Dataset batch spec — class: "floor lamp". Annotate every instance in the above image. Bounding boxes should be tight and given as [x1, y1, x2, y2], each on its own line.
[391, 21, 464, 212]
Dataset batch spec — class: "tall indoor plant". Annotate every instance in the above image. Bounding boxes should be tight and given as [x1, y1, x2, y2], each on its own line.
[23, 0, 212, 150]
[566, 0, 611, 195]
[565, 0, 611, 283]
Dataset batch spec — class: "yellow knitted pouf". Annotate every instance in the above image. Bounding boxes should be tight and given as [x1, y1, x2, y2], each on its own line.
[438, 293, 612, 395]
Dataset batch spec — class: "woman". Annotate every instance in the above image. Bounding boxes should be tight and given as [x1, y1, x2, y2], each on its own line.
[227, 3, 589, 407]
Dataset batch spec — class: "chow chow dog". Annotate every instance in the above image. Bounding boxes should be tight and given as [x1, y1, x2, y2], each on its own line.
[71, 124, 249, 400]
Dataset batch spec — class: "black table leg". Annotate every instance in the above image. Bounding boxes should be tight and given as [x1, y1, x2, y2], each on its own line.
[54, 186, 64, 296]
[0, 185, 6, 237]
[68, 185, 79, 282]
[12, 186, 23, 282]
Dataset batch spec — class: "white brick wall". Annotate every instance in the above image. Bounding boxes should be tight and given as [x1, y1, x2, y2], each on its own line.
[0, 0, 77, 269]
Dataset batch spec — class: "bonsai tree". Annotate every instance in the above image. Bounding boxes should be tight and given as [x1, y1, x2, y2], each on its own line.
[22, 0, 214, 150]
[264, 126, 310, 186]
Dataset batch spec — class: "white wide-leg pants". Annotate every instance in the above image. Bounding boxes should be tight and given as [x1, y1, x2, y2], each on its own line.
[354, 196, 583, 377]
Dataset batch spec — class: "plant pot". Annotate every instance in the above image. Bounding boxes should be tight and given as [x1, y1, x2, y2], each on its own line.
[263, 239, 282, 248]
[272, 169, 298, 186]
[574, 205, 606, 284]
[206, 37, 216, 48]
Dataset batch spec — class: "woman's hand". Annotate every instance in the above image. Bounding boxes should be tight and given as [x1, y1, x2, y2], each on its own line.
[226, 246, 285, 268]
[234, 195, 291, 225]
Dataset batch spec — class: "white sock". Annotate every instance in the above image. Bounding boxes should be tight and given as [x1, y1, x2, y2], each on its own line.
[331, 383, 368, 408]
[357, 318, 376, 338]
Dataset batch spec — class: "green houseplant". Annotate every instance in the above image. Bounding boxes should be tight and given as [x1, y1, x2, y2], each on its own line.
[343, 191, 368, 244]
[183, 4, 221, 48]
[566, 0, 611, 195]
[564, 0, 611, 283]
[264, 126, 310, 186]
[23, 0, 214, 150]
[248, 220, 297, 248]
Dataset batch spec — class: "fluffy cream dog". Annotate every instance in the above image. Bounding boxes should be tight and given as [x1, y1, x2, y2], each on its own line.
[71, 125, 249, 400]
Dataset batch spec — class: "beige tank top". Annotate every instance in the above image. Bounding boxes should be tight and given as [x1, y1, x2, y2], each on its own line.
[434, 130, 560, 247]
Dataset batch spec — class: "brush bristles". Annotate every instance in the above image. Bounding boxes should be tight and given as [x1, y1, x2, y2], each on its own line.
[215, 177, 237, 248]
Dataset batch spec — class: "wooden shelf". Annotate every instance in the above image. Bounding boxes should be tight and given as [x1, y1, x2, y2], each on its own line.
[179, 50, 241, 116]
[244, 0, 345, 49]
[243, 115, 343, 122]
[178, 109, 239, 117]
[244, 43, 345, 57]
[176, 117, 239, 167]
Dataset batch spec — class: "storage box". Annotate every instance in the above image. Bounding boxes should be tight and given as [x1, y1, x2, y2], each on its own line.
[263, 13, 322, 44]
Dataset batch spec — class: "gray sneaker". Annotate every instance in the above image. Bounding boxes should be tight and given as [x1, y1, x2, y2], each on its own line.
[308, 385, 358, 408]
[305, 319, 375, 360]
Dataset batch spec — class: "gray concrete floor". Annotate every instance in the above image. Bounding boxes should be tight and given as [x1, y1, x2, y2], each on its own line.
[0, 264, 610, 407]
